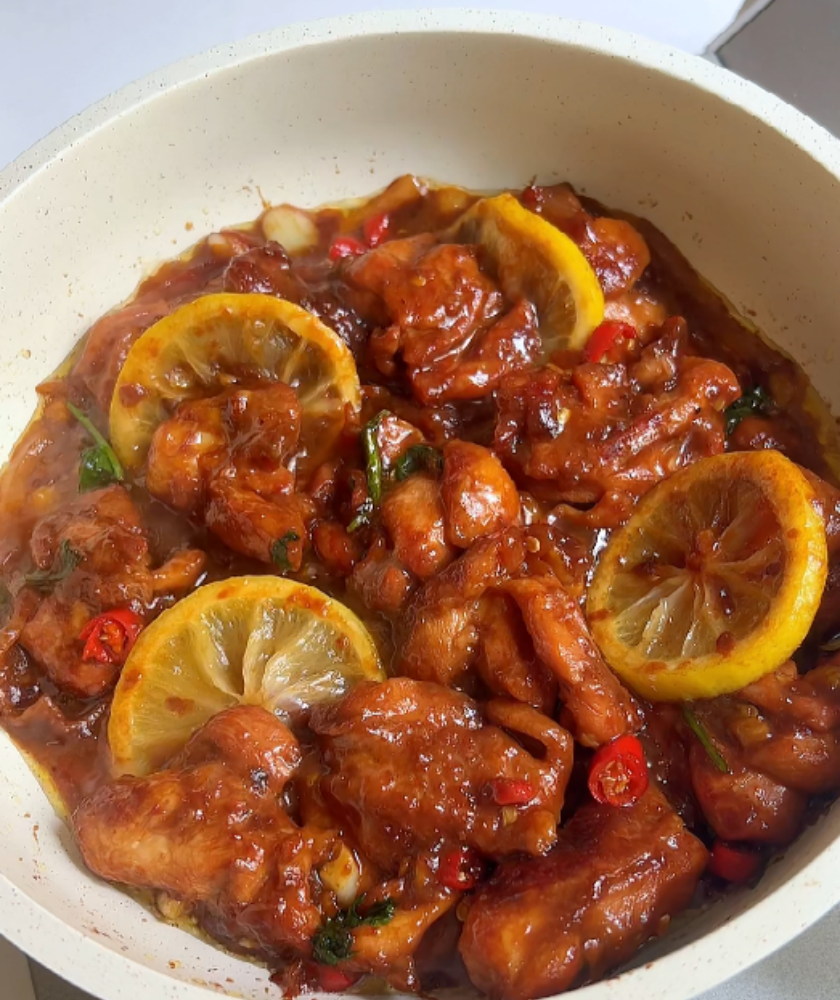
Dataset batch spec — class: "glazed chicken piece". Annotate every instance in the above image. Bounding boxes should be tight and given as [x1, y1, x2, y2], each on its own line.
[146, 383, 313, 566]
[495, 319, 741, 510]
[223, 240, 370, 355]
[344, 235, 541, 403]
[146, 383, 302, 514]
[522, 182, 651, 300]
[502, 576, 641, 747]
[19, 486, 205, 696]
[350, 536, 416, 614]
[399, 527, 640, 740]
[311, 678, 573, 869]
[441, 440, 521, 548]
[684, 689, 809, 845]
[74, 706, 331, 955]
[380, 474, 455, 580]
[459, 786, 708, 1000]
[206, 482, 312, 569]
[72, 300, 170, 413]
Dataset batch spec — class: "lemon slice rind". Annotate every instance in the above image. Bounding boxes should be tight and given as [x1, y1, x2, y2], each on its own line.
[109, 576, 383, 776]
[109, 293, 361, 475]
[587, 451, 828, 702]
[450, 193, 605, 355]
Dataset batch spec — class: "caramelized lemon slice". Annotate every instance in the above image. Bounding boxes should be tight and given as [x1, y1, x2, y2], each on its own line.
[587, 451, 827, 701]
[109, 576, 383, 776]
[451, 193, 604, 354]
[109, 293, 360, 476]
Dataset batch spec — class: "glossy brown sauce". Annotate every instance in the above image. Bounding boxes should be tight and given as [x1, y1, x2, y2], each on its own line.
[1, 176, 839, 996]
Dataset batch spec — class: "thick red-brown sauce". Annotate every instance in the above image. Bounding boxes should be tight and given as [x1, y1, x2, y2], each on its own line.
[2, 176, 840, 997]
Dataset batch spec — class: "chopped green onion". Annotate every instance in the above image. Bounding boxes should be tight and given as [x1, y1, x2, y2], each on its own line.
[394, 444, 443, 481]
[682, 704, 730, 774]
[311, 895, 395, 966]
[67, 402, 124, 491]
[724, 385, 772, 436]
[24, 540, 81, 593]
[820, 629, 840, 653]
[270, 531, 300, 572]
[360, 411, 390, 505]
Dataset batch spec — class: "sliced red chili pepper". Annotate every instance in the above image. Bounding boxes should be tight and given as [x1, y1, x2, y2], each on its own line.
[588, 733, 649, 807]
[79, 609, 144, 665]
[521, 184, 544, 210]
[707, 841, 761, 884]
[328, 235, 367, 262]
[363, 212, 390, 248]
[488, 778, 537, 806]
[313, 965, 360, 992]
[437, 847, 484, 891]
[582, 321, 637, 363]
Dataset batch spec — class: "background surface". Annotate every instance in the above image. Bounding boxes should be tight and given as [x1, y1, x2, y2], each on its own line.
[1, 1, 839, 998]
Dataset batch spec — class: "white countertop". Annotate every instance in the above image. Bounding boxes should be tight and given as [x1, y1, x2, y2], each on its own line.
[2, 2, 839, 999]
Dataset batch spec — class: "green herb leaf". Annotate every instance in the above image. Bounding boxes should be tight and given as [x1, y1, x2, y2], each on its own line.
[312, 921, 354, 967]
[394, 444, 443, 482]
[347, 498, 374, 534]
[361, 411, 390, 505]
[271, 531, 301, 572]
[682, 704, 730, 774]
[24, 540, 81, 593]
[68, 402, 124, 491]
[311, 896, 395, 966]
[356, 898, 395, 927]
[724, 385, 772, 436]
[819, 628, 840, 653]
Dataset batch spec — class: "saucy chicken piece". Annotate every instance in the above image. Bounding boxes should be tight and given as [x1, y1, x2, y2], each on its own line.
[380, 474, 455, 580]
[474, 592, 557, 716]
[75, 706, 332, 955]
[344, 236, 540, 403]
[146, 383, 302, 514]
[459, 786, 707, 1000]
[146, 383, 312, 565]
[686, 695, 808, 845]
[72, 301, 170, 414]
[19, 486, 205, 697]
[496, 320, 741, 508]
[223, 241, 371, 355]
[441, 440, 521, 548]
[311, 678, 573, 869]
[350, 537, 416, 615]
[74, 705, 302, 897]
[502, 576, 642, 746]
[399, 528, 639, 740]
[522, 183, 651, 299]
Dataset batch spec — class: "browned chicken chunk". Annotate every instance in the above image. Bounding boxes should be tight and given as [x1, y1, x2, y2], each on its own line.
[311, 677, 573, 869]
[459, 787, 707, 1000]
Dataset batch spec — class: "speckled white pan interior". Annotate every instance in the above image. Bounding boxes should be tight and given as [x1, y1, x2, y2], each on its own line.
[2, 9, 840, 1000]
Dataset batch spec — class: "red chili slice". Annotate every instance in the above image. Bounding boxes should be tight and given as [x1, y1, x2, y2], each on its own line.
[313, 965, 360, 992]
[488, 778, 537, 806]
[79, 609, 144, 665]
[521, 184, 544, 210]
[588, 733, 649, 807]
[707, 841, 761, 884]
[363, 212, 390, 248]
[437, 847, 484, 891]
[583, 320, 637, 363]
[328, 235, 367, 261]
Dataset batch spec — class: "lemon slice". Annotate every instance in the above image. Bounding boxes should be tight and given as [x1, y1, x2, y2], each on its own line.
[450, 193, 604, 354]
[109, 576, 383, 776]
[587, 451, 827, 702]
[109, 293, 361, 477]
